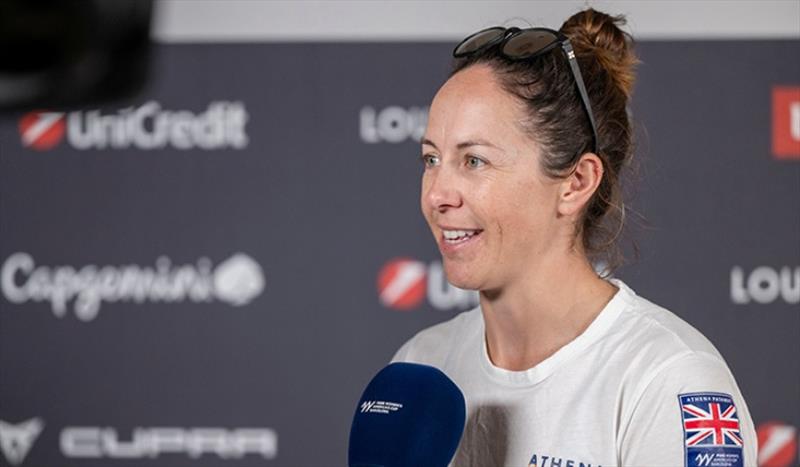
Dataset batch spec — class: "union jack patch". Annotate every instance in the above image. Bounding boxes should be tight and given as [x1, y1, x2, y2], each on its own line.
[678, 392, 743, 467]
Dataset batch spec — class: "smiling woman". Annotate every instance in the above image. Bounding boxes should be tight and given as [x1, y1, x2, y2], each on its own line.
[393, 8, 757, 467]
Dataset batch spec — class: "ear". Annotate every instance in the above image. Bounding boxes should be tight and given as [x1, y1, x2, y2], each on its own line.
[557, 153, 604, 217]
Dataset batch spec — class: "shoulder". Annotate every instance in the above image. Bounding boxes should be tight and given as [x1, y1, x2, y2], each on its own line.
[618, 351, 756, 465]
[610, 281, 743, 410]
[610, 282, 756, 464]
[391, 307, 482, 367]
[610, 280, 726, 365]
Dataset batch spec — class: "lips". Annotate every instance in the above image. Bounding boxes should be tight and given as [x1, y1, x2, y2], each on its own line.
[437, 227, 484, 256]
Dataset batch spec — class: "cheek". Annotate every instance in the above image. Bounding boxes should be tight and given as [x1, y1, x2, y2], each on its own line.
[489, 179, 556, 240]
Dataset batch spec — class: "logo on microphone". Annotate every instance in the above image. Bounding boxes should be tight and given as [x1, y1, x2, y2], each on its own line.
[0, 418, 44, 466]
[377, 257, 478, 312]
[360, 401, 403, 415]
[18, 112, 66, 150]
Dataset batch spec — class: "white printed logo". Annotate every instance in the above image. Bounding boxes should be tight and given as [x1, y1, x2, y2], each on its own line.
[694, 452, 716, 466]
[359, 106, 428, 143]
[0, 418, 44, 466]
[360, 401, 403, 414]
[360, 401, 376, 413]
[213, 254, 265, 306]
[1, 252, 265, 321]
[60, 426, 277, 459]
[730, 266, 800, 304]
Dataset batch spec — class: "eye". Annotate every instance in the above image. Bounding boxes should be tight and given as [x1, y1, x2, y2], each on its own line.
[465, 155, 486, 168]
[421, 153, 440, 168]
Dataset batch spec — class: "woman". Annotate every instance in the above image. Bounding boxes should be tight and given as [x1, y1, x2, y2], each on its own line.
[392, 8, 756, 467]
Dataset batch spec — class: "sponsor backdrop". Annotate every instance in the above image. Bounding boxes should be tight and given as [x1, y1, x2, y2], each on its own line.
[0, 39, 798, 466]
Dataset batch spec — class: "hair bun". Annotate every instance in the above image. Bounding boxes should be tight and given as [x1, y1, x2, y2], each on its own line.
[560, 8, 637, 99]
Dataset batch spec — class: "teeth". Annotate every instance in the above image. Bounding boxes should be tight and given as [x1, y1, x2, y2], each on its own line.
[443, 229, 480, 242]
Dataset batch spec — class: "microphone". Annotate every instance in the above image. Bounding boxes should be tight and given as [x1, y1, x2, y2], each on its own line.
[348, 362, 466, 467]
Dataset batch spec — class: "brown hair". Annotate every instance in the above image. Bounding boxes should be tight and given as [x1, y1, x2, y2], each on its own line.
[452, 8, 638, 273]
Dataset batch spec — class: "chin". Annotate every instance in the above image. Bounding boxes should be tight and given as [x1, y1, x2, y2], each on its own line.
[442, 260, 484, 291]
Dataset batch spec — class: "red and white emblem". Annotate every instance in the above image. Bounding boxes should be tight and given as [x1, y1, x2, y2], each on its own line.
[18, 111, 66, 150]
[757, 421, 797, 467]
[772, 86, 800, 159]
[377, 258, 426, 310]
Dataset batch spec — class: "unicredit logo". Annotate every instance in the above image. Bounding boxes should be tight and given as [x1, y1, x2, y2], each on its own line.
[18, 112, 66, 151]
[757, 421, 797, 467]
[772, 86, 800, 159]
[1, 252, 265, 321]
[18, 101, 248, 151]
[377, 257, 478, 311]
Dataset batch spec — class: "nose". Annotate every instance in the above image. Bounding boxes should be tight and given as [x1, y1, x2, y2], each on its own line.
[423, 166, 463, 213]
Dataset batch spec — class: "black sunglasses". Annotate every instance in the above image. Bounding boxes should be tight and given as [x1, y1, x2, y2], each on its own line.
[453, 26, 599, 154]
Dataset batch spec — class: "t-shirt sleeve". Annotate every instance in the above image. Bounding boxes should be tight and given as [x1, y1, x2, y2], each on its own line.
[619, 352, 757, 467]
[390, 338, 414, 363]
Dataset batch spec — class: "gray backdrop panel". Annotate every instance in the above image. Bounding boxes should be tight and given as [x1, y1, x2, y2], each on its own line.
[0, 40, 798, 467]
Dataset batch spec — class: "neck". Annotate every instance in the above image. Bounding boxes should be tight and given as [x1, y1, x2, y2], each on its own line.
[480, 251, 617, 371]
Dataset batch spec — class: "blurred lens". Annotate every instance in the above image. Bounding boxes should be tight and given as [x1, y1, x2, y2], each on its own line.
[454, 27, 505, 57]
[503, 30, 556, 58]
[0, 0, 153, 109]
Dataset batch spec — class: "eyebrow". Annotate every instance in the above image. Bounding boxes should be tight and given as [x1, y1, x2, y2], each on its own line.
[420, 138, 501, 151]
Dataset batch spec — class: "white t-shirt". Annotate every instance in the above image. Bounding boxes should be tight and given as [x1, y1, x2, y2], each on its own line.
[392, 279, 757, 467]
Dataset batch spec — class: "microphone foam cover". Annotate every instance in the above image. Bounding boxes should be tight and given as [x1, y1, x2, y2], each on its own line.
[349, 362, 466, 467]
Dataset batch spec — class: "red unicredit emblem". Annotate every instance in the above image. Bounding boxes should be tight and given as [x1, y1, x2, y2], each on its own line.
[377, 258, 427, 310]
[772, 86, 800, 159]
[757, 421, 797, 467]
[18, 111, 66, 151]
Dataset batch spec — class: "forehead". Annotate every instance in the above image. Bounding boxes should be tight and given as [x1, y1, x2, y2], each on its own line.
[427, 64, 529, 147]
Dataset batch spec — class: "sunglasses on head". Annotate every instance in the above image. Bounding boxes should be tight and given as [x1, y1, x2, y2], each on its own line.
[453, 27, 599, 154]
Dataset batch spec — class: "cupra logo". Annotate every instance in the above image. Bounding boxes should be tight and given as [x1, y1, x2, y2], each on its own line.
[0, 418, 44, 466]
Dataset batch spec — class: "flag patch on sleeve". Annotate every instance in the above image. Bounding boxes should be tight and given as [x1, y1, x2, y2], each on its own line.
[678, 392, 743, 467]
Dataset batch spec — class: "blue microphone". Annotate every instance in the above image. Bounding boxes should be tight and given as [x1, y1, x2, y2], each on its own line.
[349, 362, 466, 467]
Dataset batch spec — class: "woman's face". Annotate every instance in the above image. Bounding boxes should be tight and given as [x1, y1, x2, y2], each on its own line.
[420, 64, 564, 292]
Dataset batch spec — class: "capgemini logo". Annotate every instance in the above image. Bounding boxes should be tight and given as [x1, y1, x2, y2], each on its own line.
[213, 253, 265, 306]
[1, 252, 265, 321]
